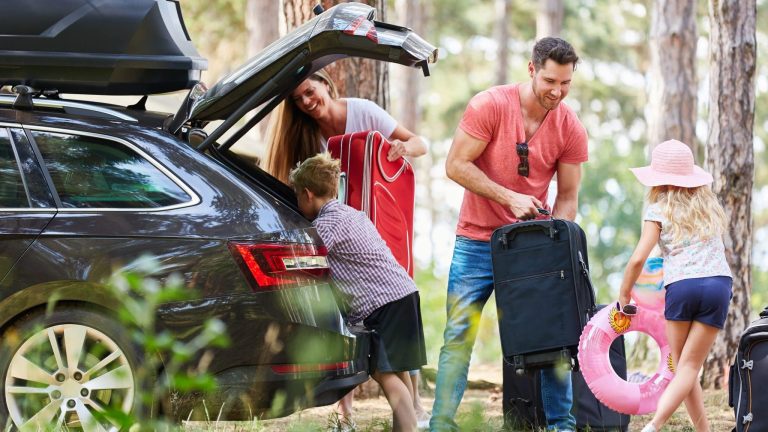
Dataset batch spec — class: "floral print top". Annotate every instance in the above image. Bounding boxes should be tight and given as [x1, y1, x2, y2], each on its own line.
[644, 202, 732, 286]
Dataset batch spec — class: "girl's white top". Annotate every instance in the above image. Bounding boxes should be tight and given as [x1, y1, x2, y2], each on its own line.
[644, 202, 732, 286]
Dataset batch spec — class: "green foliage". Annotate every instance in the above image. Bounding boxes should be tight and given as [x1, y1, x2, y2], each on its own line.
[106, 256, 230, 429]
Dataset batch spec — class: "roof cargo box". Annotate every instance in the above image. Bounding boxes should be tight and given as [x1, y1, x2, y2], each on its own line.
[0, 0, 207, 95]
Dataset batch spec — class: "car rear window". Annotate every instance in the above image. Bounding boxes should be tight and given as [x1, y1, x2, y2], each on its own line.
[31, 131, 192, 209]
[0, 129, 29, 208]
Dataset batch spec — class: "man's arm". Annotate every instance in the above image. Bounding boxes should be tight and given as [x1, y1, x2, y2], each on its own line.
[445, 127, 541, 220]
[551, 161, 582, 221]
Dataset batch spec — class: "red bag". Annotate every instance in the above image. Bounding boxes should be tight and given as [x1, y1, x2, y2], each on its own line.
[328, 131, 415, 276]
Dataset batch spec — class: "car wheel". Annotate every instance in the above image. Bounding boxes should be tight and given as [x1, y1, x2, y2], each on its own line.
[0, 306, 143, 431]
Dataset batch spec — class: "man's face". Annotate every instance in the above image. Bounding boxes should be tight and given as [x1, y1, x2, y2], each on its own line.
[529, 59, 574, 110]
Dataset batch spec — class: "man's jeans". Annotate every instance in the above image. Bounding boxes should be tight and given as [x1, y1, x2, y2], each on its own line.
[430, 236, 575, 432]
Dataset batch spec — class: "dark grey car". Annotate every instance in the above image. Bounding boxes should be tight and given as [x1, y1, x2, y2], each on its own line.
[0, 0, 436, 429]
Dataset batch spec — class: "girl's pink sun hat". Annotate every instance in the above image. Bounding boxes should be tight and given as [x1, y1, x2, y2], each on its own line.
[630, 139, 713, 187]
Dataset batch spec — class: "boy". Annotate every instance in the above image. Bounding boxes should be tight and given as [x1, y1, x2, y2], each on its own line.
[289, 152, 426, 432]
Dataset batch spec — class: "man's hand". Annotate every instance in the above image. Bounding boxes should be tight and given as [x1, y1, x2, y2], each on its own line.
[504, 190, 542, 220]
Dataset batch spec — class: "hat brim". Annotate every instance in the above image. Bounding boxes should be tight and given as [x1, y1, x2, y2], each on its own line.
[629, 165, 713, 188]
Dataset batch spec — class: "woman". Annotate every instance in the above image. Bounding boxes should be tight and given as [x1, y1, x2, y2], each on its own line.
[264, 70, 426, 183]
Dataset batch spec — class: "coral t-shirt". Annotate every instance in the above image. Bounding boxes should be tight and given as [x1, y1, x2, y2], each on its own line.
[456, 84, 588, 241]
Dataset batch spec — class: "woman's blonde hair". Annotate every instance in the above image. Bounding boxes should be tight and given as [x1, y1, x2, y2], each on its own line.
[264, 70, 339, 183]
[288, 152, 340, 198]
[648, 185, 727, 243]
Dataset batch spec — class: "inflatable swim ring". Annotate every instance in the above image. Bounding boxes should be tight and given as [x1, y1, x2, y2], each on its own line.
[631, 257, 665, 311]
[578, 304, 674, 415]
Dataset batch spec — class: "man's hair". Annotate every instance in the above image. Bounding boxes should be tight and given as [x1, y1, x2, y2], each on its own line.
[288, 152, 340, 198]
[532, 37, 579, 70]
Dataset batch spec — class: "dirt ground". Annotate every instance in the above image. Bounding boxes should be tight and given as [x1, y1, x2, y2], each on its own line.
[184, 363, 736, 431]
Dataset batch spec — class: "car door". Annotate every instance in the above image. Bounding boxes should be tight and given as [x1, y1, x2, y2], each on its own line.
[0, 126, 56, 283]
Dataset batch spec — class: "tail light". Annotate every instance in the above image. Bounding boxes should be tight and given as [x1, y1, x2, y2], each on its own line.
[228, 242, 329, 291]
[271, 361, 351, 374]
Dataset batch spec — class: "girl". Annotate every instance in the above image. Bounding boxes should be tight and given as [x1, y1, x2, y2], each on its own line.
[618, 139, 732, 432]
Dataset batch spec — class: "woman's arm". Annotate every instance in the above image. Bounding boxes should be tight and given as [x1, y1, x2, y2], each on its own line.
[387, 124, 427, 160]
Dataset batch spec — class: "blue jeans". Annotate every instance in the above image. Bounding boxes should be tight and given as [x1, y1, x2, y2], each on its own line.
[430, 236, 575, 432]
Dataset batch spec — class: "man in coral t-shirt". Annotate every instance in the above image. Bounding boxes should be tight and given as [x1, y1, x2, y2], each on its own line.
[430, 37, 588, 432]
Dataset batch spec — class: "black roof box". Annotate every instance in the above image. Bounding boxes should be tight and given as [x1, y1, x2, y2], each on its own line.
[0, 0, 207, 95]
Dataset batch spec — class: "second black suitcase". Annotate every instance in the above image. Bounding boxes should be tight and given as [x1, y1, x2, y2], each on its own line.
[503, 333, 630, 431]
[492, 217, 597, 373]
[729, 306, 768, 432]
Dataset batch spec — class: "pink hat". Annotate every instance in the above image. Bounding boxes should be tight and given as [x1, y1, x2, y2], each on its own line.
[630, 139, 713, 187]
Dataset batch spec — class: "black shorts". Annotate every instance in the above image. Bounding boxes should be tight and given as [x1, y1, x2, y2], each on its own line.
[363, 292, 427, 373]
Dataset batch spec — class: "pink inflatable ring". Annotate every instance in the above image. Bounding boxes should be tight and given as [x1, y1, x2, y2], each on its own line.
[578, 304, 675, 415]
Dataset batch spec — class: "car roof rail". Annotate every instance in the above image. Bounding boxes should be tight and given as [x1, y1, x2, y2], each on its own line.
[0, 93, 138, 122]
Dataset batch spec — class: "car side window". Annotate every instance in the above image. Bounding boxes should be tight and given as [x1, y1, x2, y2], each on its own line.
[31, 131, 192, 209]
[0, 129, 29, 208]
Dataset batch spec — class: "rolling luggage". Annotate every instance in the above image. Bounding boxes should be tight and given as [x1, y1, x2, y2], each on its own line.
[492, 216, 597, 374]
[503, 307, 630, 431]
[327, 130, 415, 276]
[729, 306, 768, 432]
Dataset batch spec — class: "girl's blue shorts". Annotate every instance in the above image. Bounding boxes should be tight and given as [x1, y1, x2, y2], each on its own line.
[665, 276, 733, 329]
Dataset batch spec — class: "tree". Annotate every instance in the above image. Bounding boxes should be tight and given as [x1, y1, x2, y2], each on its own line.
[282, 0, 389, 108]
[646, 0, 697, 152]
[494, 0, 512, 85]
[536, 0, 563, 39]
[246, 0, 281, 138]
[702, 0, 756, 389]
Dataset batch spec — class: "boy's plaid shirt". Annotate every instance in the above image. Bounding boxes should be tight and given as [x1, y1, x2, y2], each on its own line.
[313, 199, 416, 324]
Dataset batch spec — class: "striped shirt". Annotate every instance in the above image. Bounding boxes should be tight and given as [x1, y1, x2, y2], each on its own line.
[313, 199, 416, 324]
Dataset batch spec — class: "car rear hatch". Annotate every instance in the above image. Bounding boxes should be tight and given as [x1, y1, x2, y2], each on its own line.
[167, 2, 437, 145]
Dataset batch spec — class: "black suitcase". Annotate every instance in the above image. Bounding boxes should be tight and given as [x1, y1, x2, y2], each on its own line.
[492, 216, 597, 373]
[503, 313, 630, 431]
[729, 306, 768, 432]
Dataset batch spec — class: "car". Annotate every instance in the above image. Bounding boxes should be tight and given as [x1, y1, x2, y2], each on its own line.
[0, 0, 437, 429]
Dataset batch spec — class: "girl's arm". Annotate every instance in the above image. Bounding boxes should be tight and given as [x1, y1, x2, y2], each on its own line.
[387, 125, 427, 160]
[618, 220, 661, 307]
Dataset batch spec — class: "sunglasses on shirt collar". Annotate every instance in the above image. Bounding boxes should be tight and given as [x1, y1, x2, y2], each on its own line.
[517, 142, 529, 177]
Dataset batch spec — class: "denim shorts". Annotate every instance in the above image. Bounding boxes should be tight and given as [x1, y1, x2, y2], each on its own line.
[665, 276, 733, 329]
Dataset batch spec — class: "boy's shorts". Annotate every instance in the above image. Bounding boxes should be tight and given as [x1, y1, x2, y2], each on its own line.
[665, 276, 732, 329]
[363, 291, 427, 373]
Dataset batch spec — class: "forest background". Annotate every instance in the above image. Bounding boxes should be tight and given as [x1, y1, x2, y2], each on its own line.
[154, 0, 767, 389]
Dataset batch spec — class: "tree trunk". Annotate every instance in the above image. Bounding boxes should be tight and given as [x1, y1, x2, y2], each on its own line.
[702, 0, 756, 390]
[246, 0, 281, 139]
[282, 0, 388, 108]
[495, 0, 512, 86]
[536, 0, 563, 39]
[646, 0, 697, 153]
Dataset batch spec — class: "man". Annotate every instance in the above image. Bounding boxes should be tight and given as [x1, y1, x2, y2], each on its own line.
[429, 37, 588, 432]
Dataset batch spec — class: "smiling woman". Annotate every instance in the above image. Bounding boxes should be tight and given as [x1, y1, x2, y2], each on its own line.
[263, 69, 427, 184]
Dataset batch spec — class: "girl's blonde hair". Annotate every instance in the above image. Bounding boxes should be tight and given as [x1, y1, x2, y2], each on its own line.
[648, 185, 727, 243]
[288, 152, 340, 198]
[264, 70, 339, 183]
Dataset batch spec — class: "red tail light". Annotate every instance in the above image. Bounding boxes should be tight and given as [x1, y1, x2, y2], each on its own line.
[228, 242, 329, 291]
[271, 361, 351, 374]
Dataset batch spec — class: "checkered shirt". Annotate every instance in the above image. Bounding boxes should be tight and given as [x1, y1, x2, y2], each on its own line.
[313, 200, 416, 324]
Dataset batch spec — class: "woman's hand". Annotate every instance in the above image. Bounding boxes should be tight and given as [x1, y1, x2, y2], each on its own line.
[387, 139, 409, 161]
[618, 292, 632, 310]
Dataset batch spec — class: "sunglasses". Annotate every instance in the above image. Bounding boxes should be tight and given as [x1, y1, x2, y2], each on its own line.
[616, 302, 637, 316]
[517, 142, 529, 177]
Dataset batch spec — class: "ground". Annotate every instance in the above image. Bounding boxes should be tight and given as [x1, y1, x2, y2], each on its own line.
[183, 364, 736, 431]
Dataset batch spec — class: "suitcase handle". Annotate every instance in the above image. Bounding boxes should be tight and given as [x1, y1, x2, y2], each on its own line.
[500, 218, 558, 248]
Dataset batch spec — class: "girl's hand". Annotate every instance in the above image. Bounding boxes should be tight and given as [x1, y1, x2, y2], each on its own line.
[618, 293, 631, 310]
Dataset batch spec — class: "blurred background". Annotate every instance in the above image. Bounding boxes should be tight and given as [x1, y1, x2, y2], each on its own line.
[92, 0, 767, 386]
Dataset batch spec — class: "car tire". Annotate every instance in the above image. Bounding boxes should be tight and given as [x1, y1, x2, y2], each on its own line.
[0, 305, 149, 431]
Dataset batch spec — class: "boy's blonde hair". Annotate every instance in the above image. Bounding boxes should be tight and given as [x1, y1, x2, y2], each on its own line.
[648, 185, 727, 243]
[288, 152, 340, 198]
